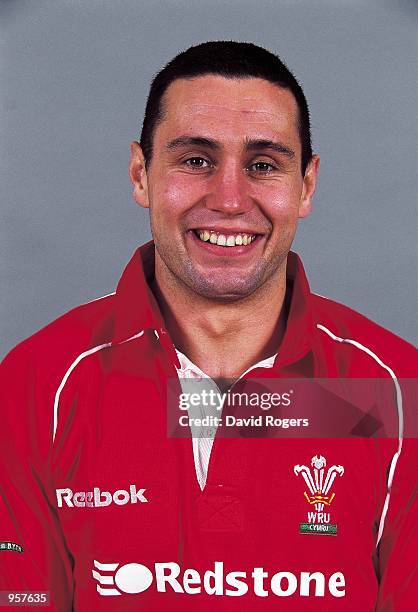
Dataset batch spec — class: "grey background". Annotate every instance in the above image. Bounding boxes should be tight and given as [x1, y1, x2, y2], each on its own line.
[1, 0, 417, 358]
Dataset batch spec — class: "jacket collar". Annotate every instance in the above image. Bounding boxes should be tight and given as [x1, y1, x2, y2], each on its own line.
[112, 241, 315, 367]
[274, 251, 316, 368]
[112, 240, 162, 344]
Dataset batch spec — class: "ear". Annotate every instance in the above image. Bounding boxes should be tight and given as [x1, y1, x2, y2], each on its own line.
[129, 141, 149, 209]
[298, 154, 320, 219]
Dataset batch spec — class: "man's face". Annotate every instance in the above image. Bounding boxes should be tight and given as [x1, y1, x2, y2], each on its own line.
[130, 75, 319, 300]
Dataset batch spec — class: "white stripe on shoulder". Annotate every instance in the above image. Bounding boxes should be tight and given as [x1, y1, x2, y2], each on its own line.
[316, 323, 403, 547]
[52, 329, 145, 443]
[311, 291, 329, 300]
[84, 291, 116, 304]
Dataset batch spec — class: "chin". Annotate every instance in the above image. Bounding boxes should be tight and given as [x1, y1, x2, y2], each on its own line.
[186, 274, 264, 301]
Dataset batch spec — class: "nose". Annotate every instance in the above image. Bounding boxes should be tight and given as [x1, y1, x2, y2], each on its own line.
[205, 161, 252, 214]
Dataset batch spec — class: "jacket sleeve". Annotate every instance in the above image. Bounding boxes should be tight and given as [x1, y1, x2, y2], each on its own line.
[375, 377, 418, 611]
[0, 346, 73, 611]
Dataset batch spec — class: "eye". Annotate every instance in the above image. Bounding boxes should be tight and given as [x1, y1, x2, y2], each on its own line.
[183, 157, 212, 170]
[247, 161, 277, 174]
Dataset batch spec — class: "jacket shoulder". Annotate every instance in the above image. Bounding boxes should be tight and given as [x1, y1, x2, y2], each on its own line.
[1, 293, 116, 380]
[311, 293, 417, 377]
[0, 294, 117, 459]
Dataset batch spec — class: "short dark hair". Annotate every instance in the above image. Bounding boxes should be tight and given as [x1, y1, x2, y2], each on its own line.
[140, 41, 313, 175]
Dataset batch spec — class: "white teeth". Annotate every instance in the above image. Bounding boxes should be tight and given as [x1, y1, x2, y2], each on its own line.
[196, 230, 256, 247]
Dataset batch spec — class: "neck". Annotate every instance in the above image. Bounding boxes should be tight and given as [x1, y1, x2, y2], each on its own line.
[151, 252, 289, 379]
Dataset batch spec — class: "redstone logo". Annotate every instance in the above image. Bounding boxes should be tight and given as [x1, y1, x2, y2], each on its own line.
[56, 485, 148, 508]
[92, 560, 346, 598]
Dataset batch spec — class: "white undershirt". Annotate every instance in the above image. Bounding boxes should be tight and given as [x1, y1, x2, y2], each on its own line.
[175, 349, 277, 490]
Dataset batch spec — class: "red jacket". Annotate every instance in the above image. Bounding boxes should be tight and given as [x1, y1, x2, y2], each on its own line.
[0, 242, 416, 611]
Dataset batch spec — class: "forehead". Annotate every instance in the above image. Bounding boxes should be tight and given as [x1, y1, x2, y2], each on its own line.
[156, 74, 300, 147]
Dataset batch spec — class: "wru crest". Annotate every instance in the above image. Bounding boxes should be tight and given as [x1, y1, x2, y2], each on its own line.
[294, 455, 344, 535]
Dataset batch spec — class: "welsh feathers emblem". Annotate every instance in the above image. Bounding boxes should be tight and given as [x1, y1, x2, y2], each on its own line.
[294, 455, 344, 535]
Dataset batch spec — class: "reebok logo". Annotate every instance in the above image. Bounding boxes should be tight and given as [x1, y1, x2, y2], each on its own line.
[56, 485, 148, 508]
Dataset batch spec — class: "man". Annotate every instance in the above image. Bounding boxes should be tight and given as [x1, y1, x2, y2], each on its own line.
[0, 41, 416, 610]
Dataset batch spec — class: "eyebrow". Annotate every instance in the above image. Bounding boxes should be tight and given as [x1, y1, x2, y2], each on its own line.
[165, 135, 295, 159]
[244, 138, 295, 159]
[165, 136, 221, 151]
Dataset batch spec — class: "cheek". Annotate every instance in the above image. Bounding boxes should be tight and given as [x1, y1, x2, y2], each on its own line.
[256, 183, 302, 222]
[150, 176, 203, 222]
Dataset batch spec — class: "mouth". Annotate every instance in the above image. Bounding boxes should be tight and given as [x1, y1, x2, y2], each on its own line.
[190, 228, 260, 248]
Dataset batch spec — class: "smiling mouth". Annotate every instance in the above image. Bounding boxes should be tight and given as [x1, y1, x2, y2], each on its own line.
[192, 229, 258, 247]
